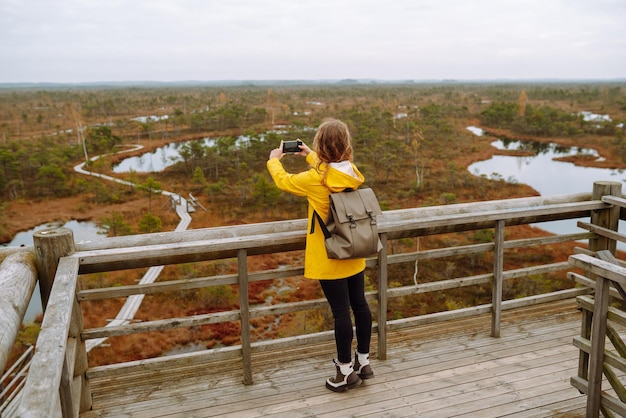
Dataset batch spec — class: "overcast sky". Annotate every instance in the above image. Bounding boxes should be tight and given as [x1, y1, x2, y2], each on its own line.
[1, 0, 624, 83]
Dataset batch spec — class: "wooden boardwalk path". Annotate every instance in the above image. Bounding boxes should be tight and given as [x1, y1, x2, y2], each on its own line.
[81, 299, 588, 418]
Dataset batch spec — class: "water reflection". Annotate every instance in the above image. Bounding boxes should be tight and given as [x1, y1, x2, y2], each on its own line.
[4, 220, 105, 323]
[131, 115, 169, 123]
[112, 130, 293, 173]
[494, 138, 600, 159]
[5, 219, 104, 247]
[113, 137, 219, 173]
[469, 139, 624, 196]
[113, 134, 264, 173]
[468, 130, 626, 243]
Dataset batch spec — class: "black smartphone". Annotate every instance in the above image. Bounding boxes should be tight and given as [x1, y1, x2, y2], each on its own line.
[282, 140, 303, 153]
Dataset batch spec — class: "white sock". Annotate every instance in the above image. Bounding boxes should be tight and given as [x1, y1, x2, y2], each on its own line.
[356, 351, 369, 366]
[338, 362, 353, 376]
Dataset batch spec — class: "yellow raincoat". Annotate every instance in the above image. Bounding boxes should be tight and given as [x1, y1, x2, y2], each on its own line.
[267, 151, 366, 280]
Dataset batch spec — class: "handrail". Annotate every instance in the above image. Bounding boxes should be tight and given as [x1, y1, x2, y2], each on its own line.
[0, 251, 37, 372]
[4, 181, 623, 417]
[72, 196, 603, 274]
[569, 253, 626, 417]
[70, 192, 596, 255]
[15, 256, 81, 418]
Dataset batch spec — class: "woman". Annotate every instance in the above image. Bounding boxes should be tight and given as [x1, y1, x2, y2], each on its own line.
[267, 118, 374, 392]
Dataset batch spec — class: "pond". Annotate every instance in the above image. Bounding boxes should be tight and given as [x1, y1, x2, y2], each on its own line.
[5, 219, 105, 248]
[112, 133, 270, 173]
[467, 132, 625, 196]
[467, 126, 626, 239]
[4, 220, 105, 323]
[112, 128, 299, 173]
[112, 137, 218, 173]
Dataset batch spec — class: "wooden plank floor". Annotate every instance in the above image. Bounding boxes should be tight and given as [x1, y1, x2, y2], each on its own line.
[81, 299, 589, 418]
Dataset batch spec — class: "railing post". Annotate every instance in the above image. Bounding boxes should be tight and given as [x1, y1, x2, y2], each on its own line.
[34, 228, 75, 311]
[33, 228, 92, 416]
[71, 293, 92, 414]
[577, 308, 592, 382]
[237, 249, 253, 385]
[586, 275, 611, 418]
[590, 181, 622, 254]
[491, 220, 504, 338]
[583, 181, 621, 418]
[377, 233, 388, 360]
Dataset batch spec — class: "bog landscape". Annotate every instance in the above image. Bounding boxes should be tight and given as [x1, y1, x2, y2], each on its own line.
[2, 80, 625, 367]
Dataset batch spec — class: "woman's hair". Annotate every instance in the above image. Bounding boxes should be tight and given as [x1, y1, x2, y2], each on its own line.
[312, 119, 353, 164]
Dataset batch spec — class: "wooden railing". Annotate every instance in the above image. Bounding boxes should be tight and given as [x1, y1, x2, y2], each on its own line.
[567, 193, 626, 418]
[2, 180, 624, 417]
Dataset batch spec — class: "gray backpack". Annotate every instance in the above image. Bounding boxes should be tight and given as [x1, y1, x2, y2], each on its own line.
[311, 188, 383, 259]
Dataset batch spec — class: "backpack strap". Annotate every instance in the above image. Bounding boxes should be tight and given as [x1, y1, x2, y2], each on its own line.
[310, 210, 332, 239]
[309, 209, 332, 239]
[309, 184, 355, 238]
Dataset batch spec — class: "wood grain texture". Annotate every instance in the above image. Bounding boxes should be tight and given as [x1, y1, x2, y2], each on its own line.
[80, 300, 588, 418]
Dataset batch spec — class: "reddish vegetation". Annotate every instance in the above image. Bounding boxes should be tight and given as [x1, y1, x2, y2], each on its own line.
[4, 122, 622, 243]
[6, 123, 626, 368]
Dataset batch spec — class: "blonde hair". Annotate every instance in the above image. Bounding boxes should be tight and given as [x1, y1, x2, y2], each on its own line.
[313, 119, 353, 164]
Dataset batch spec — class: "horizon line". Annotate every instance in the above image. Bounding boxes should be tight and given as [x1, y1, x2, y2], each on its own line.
[1, 77, 625, 88]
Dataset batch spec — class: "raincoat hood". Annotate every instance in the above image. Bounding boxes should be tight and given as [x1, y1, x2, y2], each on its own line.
[324, 160, 364, 193]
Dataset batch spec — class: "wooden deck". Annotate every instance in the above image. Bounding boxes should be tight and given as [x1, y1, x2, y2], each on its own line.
[81, 299, 588, 418]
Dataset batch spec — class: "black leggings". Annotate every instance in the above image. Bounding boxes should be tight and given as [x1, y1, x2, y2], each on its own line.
[319, 270, 372, 364]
